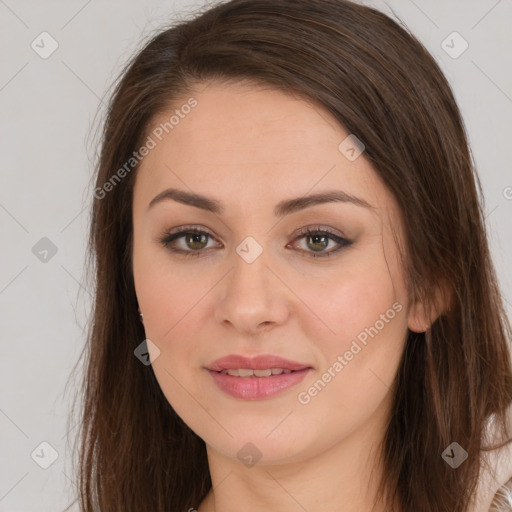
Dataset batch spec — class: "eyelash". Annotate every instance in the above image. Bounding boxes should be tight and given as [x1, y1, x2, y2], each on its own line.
[158, 224, 352, 259]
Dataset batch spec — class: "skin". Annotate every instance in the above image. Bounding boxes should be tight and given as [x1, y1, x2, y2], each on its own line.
[132, 80, 430, 512]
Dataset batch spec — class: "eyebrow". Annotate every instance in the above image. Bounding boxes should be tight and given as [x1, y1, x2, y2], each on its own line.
[148, 187, 375, 217]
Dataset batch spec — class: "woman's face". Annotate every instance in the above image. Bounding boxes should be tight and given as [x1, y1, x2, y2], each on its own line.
[132, 80, 419, 466]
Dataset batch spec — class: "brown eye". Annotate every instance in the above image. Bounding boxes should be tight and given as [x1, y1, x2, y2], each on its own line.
[306, 233, 330, 252]
[290, 227, 352, 258]
[160, 227, 220, 257]
[183, 232, 209, 250]
[158, 225, 352, 259]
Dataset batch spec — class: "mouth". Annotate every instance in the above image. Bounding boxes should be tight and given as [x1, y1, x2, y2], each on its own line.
[216, 368, 297, 377]
[206, 354, 311, 372]
[205, 354, 313, 399]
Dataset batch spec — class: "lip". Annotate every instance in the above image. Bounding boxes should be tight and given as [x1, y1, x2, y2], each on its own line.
[205, 354, 312, 400]
[206, 354, 311, 372]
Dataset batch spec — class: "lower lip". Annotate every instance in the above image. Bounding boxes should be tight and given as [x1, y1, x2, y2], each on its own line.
[207, 369, 311, 400]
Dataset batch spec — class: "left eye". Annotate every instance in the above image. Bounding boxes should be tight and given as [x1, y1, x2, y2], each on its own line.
[158, 226, 351, 258]
[288, 227, 352, 258]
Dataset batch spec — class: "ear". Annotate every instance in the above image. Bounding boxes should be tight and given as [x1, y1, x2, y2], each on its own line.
[407, 278, 453, 333]
[407, 301, 432, 333]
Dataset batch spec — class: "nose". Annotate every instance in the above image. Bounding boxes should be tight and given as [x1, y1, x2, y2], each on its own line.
[213, 244, 291, 335]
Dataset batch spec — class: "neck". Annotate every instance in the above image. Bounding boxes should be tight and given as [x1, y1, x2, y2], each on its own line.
[197, 406, 391, 512]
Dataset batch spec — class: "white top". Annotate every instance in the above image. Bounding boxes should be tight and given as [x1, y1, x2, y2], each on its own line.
[471, 404, 512, 511]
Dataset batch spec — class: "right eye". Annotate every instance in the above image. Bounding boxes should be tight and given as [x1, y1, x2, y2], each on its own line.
[158, 226, 221, 257]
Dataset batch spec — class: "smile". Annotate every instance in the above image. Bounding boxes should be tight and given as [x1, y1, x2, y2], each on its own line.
[207, 367, 311, 399]
[219, 368, 294, 377]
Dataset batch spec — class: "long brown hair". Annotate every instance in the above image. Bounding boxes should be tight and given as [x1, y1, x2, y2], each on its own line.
[66, 0, 512, 510]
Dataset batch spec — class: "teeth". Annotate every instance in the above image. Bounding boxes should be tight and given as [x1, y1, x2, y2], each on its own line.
[221, 368, 293, 377]
[253, 369, 272, 377]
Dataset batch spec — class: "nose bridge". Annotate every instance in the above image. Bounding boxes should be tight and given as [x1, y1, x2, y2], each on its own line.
[213, 234, 289, 332]
[227, 235, 271, 301]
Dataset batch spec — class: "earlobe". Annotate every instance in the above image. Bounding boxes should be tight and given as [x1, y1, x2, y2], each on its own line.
[407, 300, 430, 333]
[407, 279, 453, 333]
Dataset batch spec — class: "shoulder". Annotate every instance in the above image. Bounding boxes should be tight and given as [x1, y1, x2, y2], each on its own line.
[473, 405, 512, 512]
[489, 477, 512, 511]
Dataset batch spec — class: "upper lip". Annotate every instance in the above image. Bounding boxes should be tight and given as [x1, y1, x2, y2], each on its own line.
[206, 354, 311, 372]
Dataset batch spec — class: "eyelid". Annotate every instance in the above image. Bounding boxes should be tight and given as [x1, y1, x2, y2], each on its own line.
[292, 224, 347, 240]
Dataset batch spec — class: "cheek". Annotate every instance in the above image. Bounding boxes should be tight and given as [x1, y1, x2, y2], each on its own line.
[307, 248, 406, 353]
[133, 241, 212, 342]
[307, 259, 408, 413]
[296, 245, 409, 418]
[137, 266, 207, 418]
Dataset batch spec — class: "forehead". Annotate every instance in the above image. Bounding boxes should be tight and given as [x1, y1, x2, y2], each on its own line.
[148, 81, 344, 164]
[134, 81, 393, 217]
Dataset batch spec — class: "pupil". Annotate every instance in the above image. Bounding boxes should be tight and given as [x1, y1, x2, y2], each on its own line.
[188, 233, 207, 249]
[309, 235, 327, 251]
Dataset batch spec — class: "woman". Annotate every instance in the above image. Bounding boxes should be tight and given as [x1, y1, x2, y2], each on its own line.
[67, 0, 512, 510]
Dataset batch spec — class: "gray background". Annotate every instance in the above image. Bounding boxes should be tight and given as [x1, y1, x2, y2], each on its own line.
[0, 0, 511, 510]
